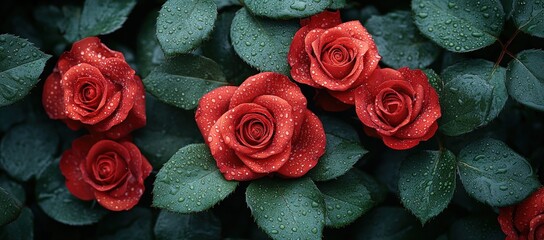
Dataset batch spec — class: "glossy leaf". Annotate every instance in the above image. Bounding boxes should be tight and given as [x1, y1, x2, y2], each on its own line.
[0, 187, 21, 226]
[244, 0, 331, 19]
[61, 0, 137, 42]
[143, 54, 228, 110]
[0, 34, 50, 107]
[154, 211, 221, 240]
[0, 207, 32, 240]
[96, 208, 153, 240]
[506, 49, 544, 111]
[366, 11, 441, 69]
[156, 0, 217, 56]
[134, 95, 203, 169]
[36, 160, 108, 225]
[449, 215, 505, 240]
[230, 8, 298, 75]
[412, 0, 504, 52]
[317, 169, 374, 228]
[399, 150, 456, 224]
[153, 144, 238, 213]
[458, 138, 540, 206]
[137, 11, 164, 78]
[246, 177, 325, 240]
[0, 123, 59, 181]
[511, 0, 544, 37]
[0, 175, 25, 204]
[353, 207, 423, 239]
[439, 59, 508, 136]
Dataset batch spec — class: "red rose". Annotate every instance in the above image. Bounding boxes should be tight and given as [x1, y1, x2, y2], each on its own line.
[354, 68, 440, 150]
[195, 72, 326, 181]
[43, 37, 146, 138]
[288, 11, 381, 111]
[499, 188, 544, 240]
[60, 135, 152, 211]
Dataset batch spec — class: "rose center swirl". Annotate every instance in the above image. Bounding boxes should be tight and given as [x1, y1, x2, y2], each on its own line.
[236, 112, 274, 148]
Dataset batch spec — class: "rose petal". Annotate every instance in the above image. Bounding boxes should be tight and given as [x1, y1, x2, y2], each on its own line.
[229, 72, 307, 139]
[83, 140, 131, 192]
[98, 76, 147, 138]
[60, 149, 95, 201]
[94, 176, 144, 211]
[57, 37, 125, 75]
[195, 86, 237, 138]
[529, 214, 544, 240]
[277, 110, 325, 178]
[43, 71, 66, 119]
[121, 141, 147, 182]
[288, 26, 322, 89]
[381, 122, 438, 150]
[514, 188, 544, 234]
[499, 207, 520, 240]
[300, 10, 342, 29]
[208, 121, 266, 181]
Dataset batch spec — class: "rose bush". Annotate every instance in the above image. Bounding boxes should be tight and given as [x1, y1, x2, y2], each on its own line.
[498, 188, 544, 240]
[60, 134, 152, 211]
[288, 11, 381, 111]
[42, 37, 146, 139]
[195, 72, 326, 181]
[354, 67, 440, 150]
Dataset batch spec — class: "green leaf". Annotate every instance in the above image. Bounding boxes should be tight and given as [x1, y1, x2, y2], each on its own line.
[246, 177, 325, 240]
[0, 187, 21, 226]
[506, 49, 544, 111]
[399, 150, 456, 224]
[448, 214, 505, 240]
[366, 11, 441, 69]
[412, 0, 504, 52]
[134, 95, 203, 169]
[309, 116, 367, 181]
[0, 207, 32, 240]
[96, 208, 153, 240]
[230, 8, 298, 75]
[154, 211, 221, 240]
[61, 0, 137, 42]
[202, 11, 257, 85]
[329, 0, 348, 9]
[0, 34, 51, 107]
[156, 0, 217, 56]
[317, 169, 374, 228]
[0, 175, 25, 203]
[244, 0, 331, 19]
[143, 54, 228, 110]
[424, 68, 443, 94]
[458, 138, 540, 206]
[153, 144, 238, 213]
[36, 160, 108, 225]
[215, 0, 241, 10]
[137, 11, 164, 78]
[511, 0, 544, 37]
[0, 123, 59, 181]
[353, 207, 423, 240]
[439, 59, 508, 136]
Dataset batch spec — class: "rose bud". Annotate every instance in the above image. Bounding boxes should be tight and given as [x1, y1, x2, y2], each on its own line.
[43, 37, 146, 138]
[354, 67, 441, 150]
[60, 135, 152, 211]
[288, 11, 381, 111]
[195, 72, 326, 181]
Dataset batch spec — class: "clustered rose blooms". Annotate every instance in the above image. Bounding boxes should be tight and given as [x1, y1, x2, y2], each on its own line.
[43, 37, 146, 139]
[60, 135, 152, 211]
[43, 37, 151, 211]
[498, 188, 544, 240]
[288, 11, 381, 111]
[195, 72, 326, 181]
[288, 11, 441, 150]
[355, 68, 441, 150]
